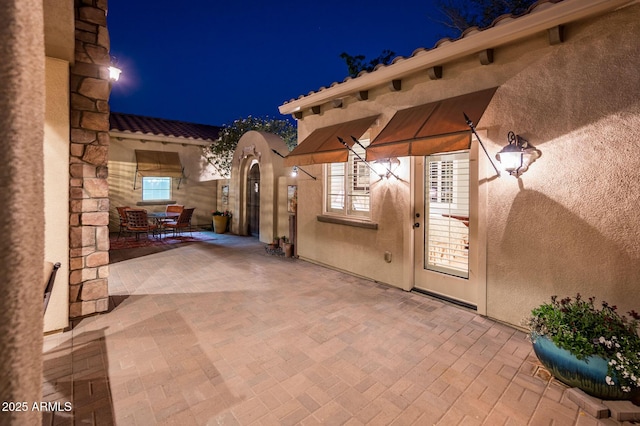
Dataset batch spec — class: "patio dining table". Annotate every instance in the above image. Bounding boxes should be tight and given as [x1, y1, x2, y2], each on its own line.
[147, 211, 180, 237]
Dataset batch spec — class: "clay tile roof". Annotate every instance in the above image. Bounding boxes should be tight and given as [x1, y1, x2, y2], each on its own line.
[110, 112, 221, 142]
[281, 0, 561, 106]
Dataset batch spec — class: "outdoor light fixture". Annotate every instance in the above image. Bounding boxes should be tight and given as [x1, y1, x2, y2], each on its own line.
[270, 149, 317, 180]
[495, 131, 541, 177]
[372, 157, 400, 179]
[464, 112, 501, 176]
[344, 136, 401, 180]
[108, 56, 122, 81]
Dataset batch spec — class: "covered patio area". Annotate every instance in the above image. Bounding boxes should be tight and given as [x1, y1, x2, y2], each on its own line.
[42, 234, 606, 425]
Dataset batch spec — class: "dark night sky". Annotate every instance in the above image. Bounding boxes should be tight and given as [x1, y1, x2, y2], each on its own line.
[108, 1, 451, 126]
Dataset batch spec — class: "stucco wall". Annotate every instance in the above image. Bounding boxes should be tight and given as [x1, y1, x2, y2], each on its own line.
[108, 137, 218, 229]
[295, 160, 413, 289]
[292, 4, 640, 327]
[230, 131, 291, 243]
[0, 0, 46, 423]
[482, 4, 640, 325]
[44, 57, 70, 332]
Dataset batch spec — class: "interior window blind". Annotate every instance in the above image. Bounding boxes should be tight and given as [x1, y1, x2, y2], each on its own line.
[348, 142, 370, 214]
[325, 139, 371, 217]
[328, 163, 345, 211]
[425, 152, 470, 278]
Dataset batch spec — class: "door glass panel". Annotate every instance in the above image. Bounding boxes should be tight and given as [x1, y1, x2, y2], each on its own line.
[425, 152, 469, 278]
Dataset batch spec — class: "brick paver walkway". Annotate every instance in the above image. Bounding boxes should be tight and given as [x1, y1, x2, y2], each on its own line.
[42, 233, 616, 425]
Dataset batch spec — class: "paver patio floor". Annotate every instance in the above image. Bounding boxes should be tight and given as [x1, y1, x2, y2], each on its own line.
[42, 233, 614, 425]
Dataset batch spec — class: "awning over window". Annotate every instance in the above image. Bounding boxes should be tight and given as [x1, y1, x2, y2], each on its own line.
[283, 115, 379, 166]
[366, 87, 497, 161]
[135, 150, 183, 177]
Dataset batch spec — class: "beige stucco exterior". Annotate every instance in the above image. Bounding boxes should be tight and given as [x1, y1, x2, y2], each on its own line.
[1, 0, 51, 421]
[229, 131, 294, 243]
[280, 2, 640, 327]
[41, 0, 74, 332]
[108, 135, 222, 229]
[44, 57, 71, 332]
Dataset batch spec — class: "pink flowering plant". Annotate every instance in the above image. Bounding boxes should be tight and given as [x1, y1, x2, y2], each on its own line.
[524, 294, 640, 393]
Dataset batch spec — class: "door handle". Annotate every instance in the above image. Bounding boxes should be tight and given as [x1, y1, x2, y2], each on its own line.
[414, 222, 420, 228]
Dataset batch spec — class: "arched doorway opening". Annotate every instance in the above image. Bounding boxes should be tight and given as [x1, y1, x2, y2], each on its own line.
[230, 131, 292, 243]
[247, 163, 260, 237]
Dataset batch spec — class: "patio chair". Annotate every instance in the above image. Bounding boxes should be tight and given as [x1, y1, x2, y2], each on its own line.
[124, 209, 158, 240]
[166, 204, 184, 214]
[158, 204, 185, 233]
[116, 206, 131, 240]
[164, 207, 195, 237]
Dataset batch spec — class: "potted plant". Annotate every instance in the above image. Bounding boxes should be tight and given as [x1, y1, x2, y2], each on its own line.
[212, 210, 231, 234]
[283, 240, 294, 258]
[524, 294, 640, 402]
[279, 236, 287, 249]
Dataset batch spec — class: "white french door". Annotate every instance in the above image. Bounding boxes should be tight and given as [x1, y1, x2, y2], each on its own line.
[413, 151, 478, 308]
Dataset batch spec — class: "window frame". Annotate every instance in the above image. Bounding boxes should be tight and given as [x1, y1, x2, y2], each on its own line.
[141, 176, 172, 201]
[324, 139, 371, 219]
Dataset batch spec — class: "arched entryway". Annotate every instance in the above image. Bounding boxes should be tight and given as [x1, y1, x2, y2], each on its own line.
[229, 131, 293, 243]
[247, 163, 260, 237]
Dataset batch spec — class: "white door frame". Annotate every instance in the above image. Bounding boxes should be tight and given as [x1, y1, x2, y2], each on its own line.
[410, 137, 488, 315]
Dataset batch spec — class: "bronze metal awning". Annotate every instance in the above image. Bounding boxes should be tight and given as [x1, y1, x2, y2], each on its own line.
[135, 150, 184, 178]
[366, 87, 497, 161]
[283, 115, 379, 166]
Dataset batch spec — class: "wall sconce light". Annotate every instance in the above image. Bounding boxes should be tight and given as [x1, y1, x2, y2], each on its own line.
[340, 136, 401, 180]
[270, 149, 317, 180]
[108, 56, 122, 81]
[372, 157, 400, 179]
[495, 131, 541, 177]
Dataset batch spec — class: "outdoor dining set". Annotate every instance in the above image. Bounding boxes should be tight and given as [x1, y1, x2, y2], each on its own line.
[116, 204, 195, 240]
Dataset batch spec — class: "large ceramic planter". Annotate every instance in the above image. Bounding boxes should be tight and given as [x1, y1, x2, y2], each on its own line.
[212, 215, 228, 234]
[532, 335, 635, 400]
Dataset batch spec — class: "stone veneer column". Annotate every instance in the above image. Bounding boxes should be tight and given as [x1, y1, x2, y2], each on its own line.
[69, 0, 111, 317]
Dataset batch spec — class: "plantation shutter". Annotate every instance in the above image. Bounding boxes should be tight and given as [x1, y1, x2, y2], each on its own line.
[425, 152, 470, 278]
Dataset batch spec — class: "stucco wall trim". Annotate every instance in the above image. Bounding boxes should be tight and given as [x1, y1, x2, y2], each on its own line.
[317, 215, 379, 229]
[111, 131, 213, 147]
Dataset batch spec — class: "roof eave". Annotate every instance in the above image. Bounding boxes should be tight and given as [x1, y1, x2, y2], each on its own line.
[110, 130, 215, 146]
[278, 0, 634, 116]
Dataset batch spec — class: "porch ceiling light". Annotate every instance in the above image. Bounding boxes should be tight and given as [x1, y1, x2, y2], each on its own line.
[496, 131, 541, 177]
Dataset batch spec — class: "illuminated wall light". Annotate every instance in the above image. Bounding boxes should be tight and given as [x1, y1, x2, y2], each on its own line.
[496, 132, 541, 177]
[372, 157, 401, 179]
[109, 56, 122, 81]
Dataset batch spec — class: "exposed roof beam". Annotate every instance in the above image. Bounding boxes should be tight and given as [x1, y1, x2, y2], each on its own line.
[479, 49, 494, 65]
[427, 66, 443, 80]
[355, 91, 369, 101]
[548, 25, 565, 45]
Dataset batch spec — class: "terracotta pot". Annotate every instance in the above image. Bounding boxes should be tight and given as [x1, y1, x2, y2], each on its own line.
[283, 242, 293, 258]
[212, 216, 228, 234]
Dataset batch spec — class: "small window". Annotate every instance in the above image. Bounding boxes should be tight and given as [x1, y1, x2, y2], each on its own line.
[325, 140, 371, 218]
[142, 177, 171, 201]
